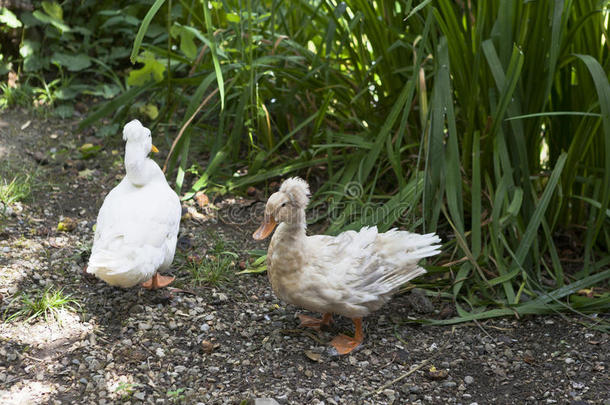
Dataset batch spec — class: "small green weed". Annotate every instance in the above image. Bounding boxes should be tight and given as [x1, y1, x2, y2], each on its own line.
[236, 250, 267, 275]
[70, 241, 92, 263]
[114, 382, 138, 399]
[4, 286, 80, 323]
[167, 388, 186, 402]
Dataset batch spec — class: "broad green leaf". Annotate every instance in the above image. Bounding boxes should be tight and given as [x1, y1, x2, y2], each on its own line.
[32, 9, 70, 32]
[138, 104, 159, 120]
[127, 52, 166, 86]
[53, 104, 74, 119]
[86, 84, 121, 99]
[0, 7, 22, 28]
[41, 1, 63, 21]
[19, 40, 39, 58]
[179, 28, 197, 60]
[226, 13, 240, 23]
[52, 52, 92, 72]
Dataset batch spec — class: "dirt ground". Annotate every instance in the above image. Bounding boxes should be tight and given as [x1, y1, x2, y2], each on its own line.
[0, 110, 608, 404]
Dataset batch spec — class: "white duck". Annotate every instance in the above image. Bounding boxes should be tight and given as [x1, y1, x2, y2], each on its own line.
[87, 120, 181, 289]
[253, 177, 441, 354]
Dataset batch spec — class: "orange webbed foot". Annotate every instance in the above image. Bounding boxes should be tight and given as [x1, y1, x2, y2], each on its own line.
[330, 334, 363, 355]
[330, 317, 364, 355]
[298, 313, 333, 331]
[141, 273, 175, 290]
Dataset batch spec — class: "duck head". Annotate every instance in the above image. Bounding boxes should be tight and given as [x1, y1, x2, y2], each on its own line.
[253, 177, 310, 240]
[123, 119, 159, 156]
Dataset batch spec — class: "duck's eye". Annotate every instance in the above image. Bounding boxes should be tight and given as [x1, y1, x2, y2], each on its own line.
[281, 202, 287, 207]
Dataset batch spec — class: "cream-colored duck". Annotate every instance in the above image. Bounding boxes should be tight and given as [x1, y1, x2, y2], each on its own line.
[253, 177, 441, 354]
[87, 120, 181, 289]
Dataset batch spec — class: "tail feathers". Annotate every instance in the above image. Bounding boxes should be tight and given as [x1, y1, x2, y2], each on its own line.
[371, 265, 427, 291]
[400, 232, 442, 251]
[406, 242, 442, 260]
[87, 249, 155, 288]
[356, 264, 427, 304]
[357, 232, 441, 296]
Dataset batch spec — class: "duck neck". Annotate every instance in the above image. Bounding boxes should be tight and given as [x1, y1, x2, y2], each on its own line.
[274, 210, 307, 243]
[124, 143, 154, 186]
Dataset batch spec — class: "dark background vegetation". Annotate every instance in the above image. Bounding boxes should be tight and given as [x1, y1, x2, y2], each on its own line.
[1, 0, 609, 325]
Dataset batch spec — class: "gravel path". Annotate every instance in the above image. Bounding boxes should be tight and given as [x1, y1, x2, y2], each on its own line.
[0, 111, 608, 404]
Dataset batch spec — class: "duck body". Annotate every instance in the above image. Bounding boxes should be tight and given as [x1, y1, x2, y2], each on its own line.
[267, 223, 440, 319]
[87, 120, 181, 289]
[254, 177, 441, 354]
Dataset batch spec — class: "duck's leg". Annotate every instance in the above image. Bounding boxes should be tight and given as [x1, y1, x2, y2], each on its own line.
[298, 312, 333, 331]
[330, 317, 364, 355]
[141, 273, 175, 289]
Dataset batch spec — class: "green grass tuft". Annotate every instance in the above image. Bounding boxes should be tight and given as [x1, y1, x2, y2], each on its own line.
[186, 251, 237, 287]
[4, 287, 80, 324]
[0, 174, 33, 207]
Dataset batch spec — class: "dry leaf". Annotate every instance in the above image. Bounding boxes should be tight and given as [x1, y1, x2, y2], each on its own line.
[78, 169, 95, 178]
[48, 238, 64, 248]
[523, 355, 536, 365]
[8, 71, 18, 88]
[194, 192, 209, 208]
[186, 254, 202, 265]
[577, 288, 594, 298]
[201, 340, 215, 354]
[304, 350, 322, 362]
[183, 206, 206, 222]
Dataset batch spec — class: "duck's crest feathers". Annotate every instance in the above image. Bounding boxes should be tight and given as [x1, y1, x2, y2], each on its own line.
[280, 177, 310, 207]
[123, 119, 150, 142]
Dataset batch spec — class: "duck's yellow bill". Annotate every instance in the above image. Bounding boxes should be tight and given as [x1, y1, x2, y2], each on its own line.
[151, 144, 159, 153]
[253, 217, 277, 240]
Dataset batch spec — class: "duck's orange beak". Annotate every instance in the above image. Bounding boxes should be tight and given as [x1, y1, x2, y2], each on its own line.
[253, 216, 277, 240]
[151, 144, 159, 153]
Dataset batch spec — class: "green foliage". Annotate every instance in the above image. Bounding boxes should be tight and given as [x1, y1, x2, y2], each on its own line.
[0, 173, 32, 206]
[0, 1, 152, 114]
[6, 0, 608, 320]
[167, 387, 186, 402]
[186, 252, 237, 286]
[0, 161, 39, 212]
[424, 0, 610, 322]
[3, 286, 80, 323]
[114, 382, 138, 399]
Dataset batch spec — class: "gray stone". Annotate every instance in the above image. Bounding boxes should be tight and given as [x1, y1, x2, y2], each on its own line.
[383, 389, 396, 403]
[251, 399, 280, 405]
[464, 375, 474, 384]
